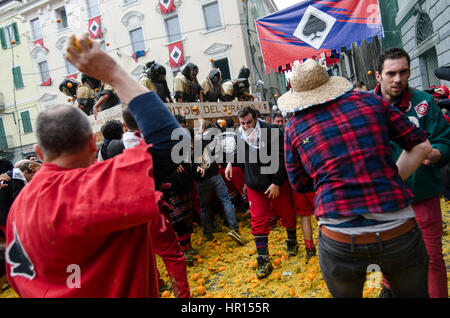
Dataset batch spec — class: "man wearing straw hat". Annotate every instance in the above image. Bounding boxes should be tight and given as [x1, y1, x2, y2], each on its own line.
[279, 58, 433, 298]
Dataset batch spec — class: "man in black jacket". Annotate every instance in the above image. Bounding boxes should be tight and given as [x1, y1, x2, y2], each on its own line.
[0, 160, 41, 227]
[225, 107, 297, 279]
[193, 121, 244, 245]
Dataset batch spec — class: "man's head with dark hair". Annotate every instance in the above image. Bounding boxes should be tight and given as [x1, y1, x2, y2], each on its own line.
[238, 106, 257, 120]
[175, 115, 187, 128]
[35, 105, 94, 162]
[271, 111, 285, 127]
[0, 157, 13, 174]
[101, 120, 123, 141]
[238, 106, 257, 131]
[122, 107, 139, 132]
[376, 48, 411, 103]
[377, 48, 410, 75]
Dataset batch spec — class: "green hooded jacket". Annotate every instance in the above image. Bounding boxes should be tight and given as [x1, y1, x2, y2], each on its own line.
[374, 84, 450, 202]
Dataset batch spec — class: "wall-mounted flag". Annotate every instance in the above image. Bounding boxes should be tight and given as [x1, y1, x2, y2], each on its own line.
[33, 38, 48, 51]
[168, 41, 184, 68]
[132, 50, 146, 62]
[256, 0, 384, 73]
[40, 77, 52, 86]
[159, 0, 175, 15]
[88, 16, 103, 39]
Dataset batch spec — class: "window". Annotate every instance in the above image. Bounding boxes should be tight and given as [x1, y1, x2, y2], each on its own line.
[30, 18, 42, 40]
[12, 66, 24, 89]
[0, 118, 7, 150]
[55, 7, 69, 31]
[64, 56, 78, 75]
[123, 0, 137, 6]
[86, 0, 100, 18]
[212, 57, 231, 81]
[164, 15, 182, 43]
[0, 23, 20, 49]
[21, 111, 33, 134]
[38, 60, 50, 83]
[202, 1, 223, 32]
[129, 27, 145, 52]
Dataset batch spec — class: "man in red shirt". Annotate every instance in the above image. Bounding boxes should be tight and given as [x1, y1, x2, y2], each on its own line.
[5, 33, 182, 297]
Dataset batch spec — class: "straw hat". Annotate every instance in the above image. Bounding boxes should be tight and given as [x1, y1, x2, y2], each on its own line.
[278, 59, 353, 112]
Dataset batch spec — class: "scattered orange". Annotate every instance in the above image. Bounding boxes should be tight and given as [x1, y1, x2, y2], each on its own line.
[56, 18, 61, 23]
[191, 273, 200, 281]
[67, 83, 73, 88]
[219, 266, 226, 271]
[161, 290, 171, 298]
[209, 58, 214, 62]
[196, 286, 206, 296]
[192, 106, 199, 111]
[106, 42, 110, 46]
[274, 94, 279, 98]
[368, 70, 373, 75]
[10, 40, 16, 45]
[273, 272, 281, 280]
[197, 278, 205, 285]
[273, 258, 281, 267]
[289, 288, 296, 296]
[197, 258, 204, 264]
[307, 273, 315, 280]
[67, 98, 72, 102]
[228, 111, 232, 115]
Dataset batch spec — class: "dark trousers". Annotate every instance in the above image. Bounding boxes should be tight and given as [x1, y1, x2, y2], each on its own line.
[318, 225, 429, 298]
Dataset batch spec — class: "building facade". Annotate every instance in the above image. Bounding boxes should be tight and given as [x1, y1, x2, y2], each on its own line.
[0, 0, 41, 162]
[396, 0, 450, 89]
[0, 0, 285, 162]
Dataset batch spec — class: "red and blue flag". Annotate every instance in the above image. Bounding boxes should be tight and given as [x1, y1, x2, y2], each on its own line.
[256, 0, 384, 73]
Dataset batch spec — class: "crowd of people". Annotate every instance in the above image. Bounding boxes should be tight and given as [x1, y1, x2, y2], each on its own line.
[58, 56, 256, 121]
[0, 33, 449, 299]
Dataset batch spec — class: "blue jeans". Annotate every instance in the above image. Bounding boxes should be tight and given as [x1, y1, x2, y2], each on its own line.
[196, 174, 238, 235]
[318, 224, 429, 298]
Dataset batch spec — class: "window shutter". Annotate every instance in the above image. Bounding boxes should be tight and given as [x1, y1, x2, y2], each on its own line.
[21, 111, 32, 133]
[0, 28, 7, 49]
[12, 22, 20, 44]
[0, 118, 8, 150]
[12, 67, 24, 89]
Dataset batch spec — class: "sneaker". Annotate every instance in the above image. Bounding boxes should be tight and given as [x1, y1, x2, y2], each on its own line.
[286, 239, 299, 257]
[227, 229, 245, 245]
[305, 246, 316, 264]
[378, 286, 394, 298]
[256, 255, 273, 279]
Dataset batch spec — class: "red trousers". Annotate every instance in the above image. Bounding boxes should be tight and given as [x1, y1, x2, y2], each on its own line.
[383, 196, 447, 298]
[246, 181, 297, 236]
[290, 190, 315, 216]
[150, 213, 191, 298]
[219, 166, 245, 197]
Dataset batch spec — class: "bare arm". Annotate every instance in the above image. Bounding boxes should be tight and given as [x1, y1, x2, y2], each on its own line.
[396, 140, 432, 181]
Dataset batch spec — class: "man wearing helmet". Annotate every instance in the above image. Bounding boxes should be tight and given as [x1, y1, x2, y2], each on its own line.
[139, 61, 174, 103]
[201, 69, 225, 102]
[173, 63, 203, 103]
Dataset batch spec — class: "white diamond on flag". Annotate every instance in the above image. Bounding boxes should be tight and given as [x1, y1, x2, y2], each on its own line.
[293, 6, 336, 50]
[160, 0, 171, 10]
[90, 20, 99, 36]
[170, 45, 182, 64]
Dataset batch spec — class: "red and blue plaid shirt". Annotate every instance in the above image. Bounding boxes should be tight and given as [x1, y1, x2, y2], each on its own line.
[284, 91, 428, 219]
